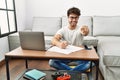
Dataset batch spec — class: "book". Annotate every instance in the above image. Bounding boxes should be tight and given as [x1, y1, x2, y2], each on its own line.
[24, 69, 46, 80]
[23, 74, 46, 80]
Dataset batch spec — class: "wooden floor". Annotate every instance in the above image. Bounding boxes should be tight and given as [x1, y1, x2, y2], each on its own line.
[0, 59, 104, 80]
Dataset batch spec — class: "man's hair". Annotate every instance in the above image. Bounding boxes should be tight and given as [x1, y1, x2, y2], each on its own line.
[67, 7, 81, 17]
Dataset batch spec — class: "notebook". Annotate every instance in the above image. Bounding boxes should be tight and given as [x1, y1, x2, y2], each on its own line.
[19, 31, 52, 51]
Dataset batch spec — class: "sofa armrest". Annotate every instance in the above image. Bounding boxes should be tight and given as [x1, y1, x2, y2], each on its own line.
[83, 36, 98, 47]
[8, 32, 20, 51]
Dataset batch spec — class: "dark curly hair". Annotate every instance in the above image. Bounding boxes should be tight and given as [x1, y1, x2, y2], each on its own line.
[67, 7, 81, 17]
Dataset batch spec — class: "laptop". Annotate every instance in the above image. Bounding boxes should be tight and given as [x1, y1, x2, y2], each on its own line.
[19, 31, 52, 51]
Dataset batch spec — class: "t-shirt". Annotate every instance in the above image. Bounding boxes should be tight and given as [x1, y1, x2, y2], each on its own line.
[56, 26, 83, 46]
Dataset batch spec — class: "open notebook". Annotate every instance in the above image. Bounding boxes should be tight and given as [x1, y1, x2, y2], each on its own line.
[48, 45, 84, 54]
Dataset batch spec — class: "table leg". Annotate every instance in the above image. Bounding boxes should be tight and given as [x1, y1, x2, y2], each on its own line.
[88, 61, 93, 80]
[96, 61, 99, 80]
[90, 61, 92, 73]
[5, 56, 10, 80]
[93, 60, 99, 80]
[25, 59, 28, 69]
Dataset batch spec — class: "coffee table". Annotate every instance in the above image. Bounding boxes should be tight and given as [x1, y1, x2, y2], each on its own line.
[5, 46, 99, 80]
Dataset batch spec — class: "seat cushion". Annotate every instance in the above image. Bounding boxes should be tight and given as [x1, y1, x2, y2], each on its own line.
[97, 36, 120, 66]
[44, 36, 53, 45]
[83, 36, 98, 47]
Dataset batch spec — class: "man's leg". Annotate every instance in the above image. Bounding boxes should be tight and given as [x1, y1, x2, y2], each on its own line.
[71, 61, 90, 72]
[49, 59, 72, 70]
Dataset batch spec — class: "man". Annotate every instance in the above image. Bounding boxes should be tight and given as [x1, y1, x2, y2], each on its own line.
[49, 7, 90, 72]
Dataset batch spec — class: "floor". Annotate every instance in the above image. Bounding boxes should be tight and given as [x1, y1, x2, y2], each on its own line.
[0, 59, 104, 80]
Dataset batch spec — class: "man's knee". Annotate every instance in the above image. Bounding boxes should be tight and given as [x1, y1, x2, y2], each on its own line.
[49, 59, 54, 67]
[49, 59, 58, 67]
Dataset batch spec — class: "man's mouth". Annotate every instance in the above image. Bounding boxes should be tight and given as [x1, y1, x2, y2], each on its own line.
[71, 22, 77, 25]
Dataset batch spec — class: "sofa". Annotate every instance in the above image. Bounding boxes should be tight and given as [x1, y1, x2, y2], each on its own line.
[93, 16, 120, 80]
[8, 16, 120, 80]
[8, 16, 98, 50]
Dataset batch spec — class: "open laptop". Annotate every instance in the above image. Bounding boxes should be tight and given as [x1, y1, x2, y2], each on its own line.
[19, 31, 52, 51]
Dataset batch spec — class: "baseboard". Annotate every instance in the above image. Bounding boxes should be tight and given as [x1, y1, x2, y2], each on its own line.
[0, 59, 5, 66]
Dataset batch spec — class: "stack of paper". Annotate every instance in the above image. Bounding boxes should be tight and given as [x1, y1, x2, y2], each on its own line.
[24, 69, 46, 80]
[47, 45, 83, 54]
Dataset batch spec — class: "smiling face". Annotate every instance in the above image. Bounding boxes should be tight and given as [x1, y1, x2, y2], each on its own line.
[68, 13, 79, 29]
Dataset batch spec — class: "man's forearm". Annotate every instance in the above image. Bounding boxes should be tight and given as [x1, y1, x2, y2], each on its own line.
[51, 38, 61, 47]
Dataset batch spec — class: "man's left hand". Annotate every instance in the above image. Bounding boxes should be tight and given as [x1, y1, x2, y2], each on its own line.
[80, 25, 89, 36]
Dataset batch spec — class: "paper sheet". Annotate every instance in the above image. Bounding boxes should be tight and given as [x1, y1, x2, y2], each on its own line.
[47, 45, 83, 54]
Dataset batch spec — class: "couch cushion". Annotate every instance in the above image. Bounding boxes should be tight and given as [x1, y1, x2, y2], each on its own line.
[97, 36, 120, 66]
[93, 16, 120, 36]
[32, 17, 61, 36]
[44, 36, 53, 45]
[62, 16, 93, 36]
[83, 36, 98, 47]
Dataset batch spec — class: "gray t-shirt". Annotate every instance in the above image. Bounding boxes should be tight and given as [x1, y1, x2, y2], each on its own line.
[56, 26, 83, 46]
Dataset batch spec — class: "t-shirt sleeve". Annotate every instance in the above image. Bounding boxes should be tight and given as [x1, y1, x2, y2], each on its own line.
[56, 28, 64, 36]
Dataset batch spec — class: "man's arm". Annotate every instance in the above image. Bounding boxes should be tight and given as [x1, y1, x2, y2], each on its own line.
[51, 34, 68, 49]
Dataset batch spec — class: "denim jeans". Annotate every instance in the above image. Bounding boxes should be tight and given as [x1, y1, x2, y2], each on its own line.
[49, 59, 91, 72]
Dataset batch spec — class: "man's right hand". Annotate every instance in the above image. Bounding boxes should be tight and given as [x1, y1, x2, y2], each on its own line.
[51, 34, 68, 49]
[58, 41, 68, 49]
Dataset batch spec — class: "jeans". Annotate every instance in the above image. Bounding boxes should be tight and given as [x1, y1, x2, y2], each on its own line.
[49, 59, 91, 72]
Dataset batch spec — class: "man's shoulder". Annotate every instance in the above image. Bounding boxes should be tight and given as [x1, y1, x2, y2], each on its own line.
[56, 26, 68, 34]
[61, 26, 68, 29]
[59, 26, 68, 31]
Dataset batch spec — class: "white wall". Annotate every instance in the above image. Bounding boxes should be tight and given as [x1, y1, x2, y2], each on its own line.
[0, 0, 26, 61]
[14, 0, 120, 30]
[15, 0, 26, 31]
[25, 0, 120, 29]
[0, 37, 9, 61]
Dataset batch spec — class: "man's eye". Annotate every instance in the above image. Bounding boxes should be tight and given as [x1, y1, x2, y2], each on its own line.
[69, 17, 78, 19]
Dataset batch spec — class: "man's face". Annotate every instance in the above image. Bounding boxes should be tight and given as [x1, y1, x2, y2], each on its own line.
[68, 13, 79, 27]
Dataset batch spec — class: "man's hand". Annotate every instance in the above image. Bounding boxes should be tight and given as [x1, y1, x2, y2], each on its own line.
[80, 25, 89, 36]
[51, 34, 68, 49]
[58, 41, 68, 49]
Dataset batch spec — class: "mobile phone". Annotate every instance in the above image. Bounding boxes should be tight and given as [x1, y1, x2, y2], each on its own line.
[84, 45, 92, 50]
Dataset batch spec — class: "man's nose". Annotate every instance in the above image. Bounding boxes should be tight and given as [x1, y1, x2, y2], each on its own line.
[72, 18, 77, 21]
